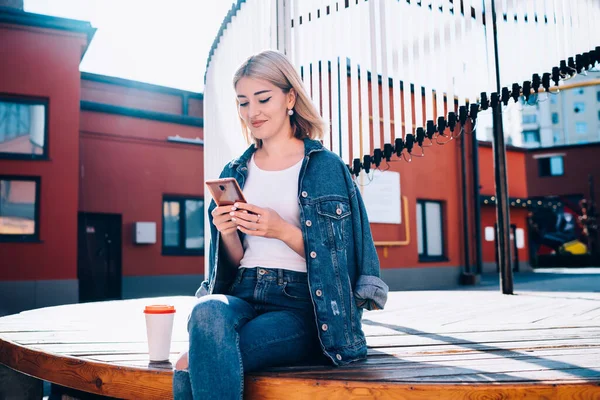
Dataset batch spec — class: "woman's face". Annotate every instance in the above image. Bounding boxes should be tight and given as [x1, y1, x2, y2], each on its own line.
[235, 77, 295, 142]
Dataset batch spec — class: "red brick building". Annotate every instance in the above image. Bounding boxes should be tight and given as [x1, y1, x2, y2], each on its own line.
[0, 6, 205, 315]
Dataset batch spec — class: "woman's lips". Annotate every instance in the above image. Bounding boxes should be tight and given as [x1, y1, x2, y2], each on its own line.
[251, 120, 266, 128]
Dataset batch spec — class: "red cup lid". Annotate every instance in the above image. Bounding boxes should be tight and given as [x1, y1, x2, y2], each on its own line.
[144, 305, 176, 314]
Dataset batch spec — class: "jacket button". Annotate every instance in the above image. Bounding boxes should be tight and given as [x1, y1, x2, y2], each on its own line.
[336, 208, 342, 215]
[315, 289, 322, 296]
[336, 354, 342, 361]
[321, 324, 328, 331]
[305, 220, 312, 227]
[310, 251, 317, 259]
[301, 191, 308, 198]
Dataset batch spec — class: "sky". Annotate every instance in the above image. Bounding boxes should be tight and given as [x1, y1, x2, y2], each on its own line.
[24, 0, 236, 93]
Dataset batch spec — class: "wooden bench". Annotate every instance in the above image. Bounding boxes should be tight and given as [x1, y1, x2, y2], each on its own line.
[1, 290, 600, 399]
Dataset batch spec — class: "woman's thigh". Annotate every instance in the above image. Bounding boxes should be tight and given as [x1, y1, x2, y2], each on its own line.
[239, 309, 323, 373]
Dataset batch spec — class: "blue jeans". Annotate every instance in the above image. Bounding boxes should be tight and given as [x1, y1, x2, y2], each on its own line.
[173, 267, 328, 400]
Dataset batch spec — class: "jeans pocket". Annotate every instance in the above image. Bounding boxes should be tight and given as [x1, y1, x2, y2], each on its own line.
[281, 281, 311, 301]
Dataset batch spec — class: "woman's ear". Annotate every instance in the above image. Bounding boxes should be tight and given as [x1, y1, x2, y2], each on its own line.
[287, 88, 297, 109]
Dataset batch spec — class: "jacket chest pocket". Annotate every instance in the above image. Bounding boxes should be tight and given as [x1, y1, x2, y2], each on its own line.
[317, 200, 351, 252]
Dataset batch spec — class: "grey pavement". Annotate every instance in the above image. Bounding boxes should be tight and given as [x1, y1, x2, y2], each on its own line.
[467, 267, 600, 293]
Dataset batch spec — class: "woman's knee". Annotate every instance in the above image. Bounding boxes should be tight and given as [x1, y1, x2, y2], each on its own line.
[188, 295, 252, 333]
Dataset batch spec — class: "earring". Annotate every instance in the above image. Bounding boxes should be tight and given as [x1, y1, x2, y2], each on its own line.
[287, 109, 294, 116]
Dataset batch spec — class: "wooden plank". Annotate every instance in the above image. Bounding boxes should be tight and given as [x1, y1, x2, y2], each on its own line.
[244, 378, 600, 399]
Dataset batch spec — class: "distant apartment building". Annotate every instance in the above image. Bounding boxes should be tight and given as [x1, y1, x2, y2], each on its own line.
[475, 75, 600, 149]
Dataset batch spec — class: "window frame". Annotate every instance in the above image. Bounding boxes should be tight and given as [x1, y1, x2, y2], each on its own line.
[416, 199, 447, 262]
[161, 195, 205, 256]
[0, 95, 49, 160]
[0, 175, 41, 242]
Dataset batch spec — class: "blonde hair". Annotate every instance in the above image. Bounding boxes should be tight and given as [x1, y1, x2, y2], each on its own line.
[233, 50, 325, 147]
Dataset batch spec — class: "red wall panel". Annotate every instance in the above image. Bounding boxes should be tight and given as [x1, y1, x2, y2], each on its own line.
[0, 26, 87, 281]
[79, 111, 205, 277]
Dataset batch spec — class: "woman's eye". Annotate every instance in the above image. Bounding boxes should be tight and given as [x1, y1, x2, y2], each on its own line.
[259, 97, 271, 104]
[239, 102, 249, 107]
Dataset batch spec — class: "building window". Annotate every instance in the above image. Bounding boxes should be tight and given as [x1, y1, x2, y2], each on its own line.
[573, 102, 585, 113]
[577, 88, 585, 95]
[598, 110, 600, 121]
[522, 114, 537, 124]
[522, 130, 540, 144]
[538, 156, 564, 177]
[575, 122, 588, 134]
[597, 91, 600, 102]
[551, 112, 559, 124]
[416, 200, 445, 261]
[0, 176, 40, 242]
[162, 196, 204, 255]
[0, 97, 48, 160]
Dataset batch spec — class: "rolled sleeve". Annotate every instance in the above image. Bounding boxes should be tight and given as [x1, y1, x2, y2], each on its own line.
[354, 275, 389, 311]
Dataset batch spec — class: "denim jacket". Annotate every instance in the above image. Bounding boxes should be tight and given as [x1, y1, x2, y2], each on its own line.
[195, 138, 389, 366]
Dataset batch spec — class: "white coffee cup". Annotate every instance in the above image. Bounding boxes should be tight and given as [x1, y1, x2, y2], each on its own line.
[144, 305, 176, 362]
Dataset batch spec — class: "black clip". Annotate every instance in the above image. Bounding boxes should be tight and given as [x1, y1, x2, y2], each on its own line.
[532, 74, 541, 93]
[522, 81, 531, 102]
[373, 148, 383, 168]
[437, 116, 447, 135]
[511, 83, 521, 103]
[480, 92, 489, 110]
[383, 143, 394, 162]
[362, 154, 372, 174]
[352, 158, 362, 177]
[426, 120, 436, 139]
[501, 87, 510, 106]
[447, 112, 457, 132]
[469, 103, 479, 125]
[490, 92, 499, 109]
[394, 138, 404, 157]
[405, 134, 415, 153]
[542, 72, 551, 92]
[416, 127, 425, 147]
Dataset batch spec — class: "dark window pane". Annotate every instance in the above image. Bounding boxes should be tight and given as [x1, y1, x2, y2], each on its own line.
[0, 100, 46, 157]
[551, 112, 559, 124]
[538, 158, 551, 177]
[163, 201, 180, 247]
[185, 199, 204, 249]
[0, 179, 37, 235]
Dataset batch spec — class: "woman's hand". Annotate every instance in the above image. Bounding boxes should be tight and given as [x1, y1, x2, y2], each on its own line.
[230, 202, 287, 239]
[211, 205, 240, 237]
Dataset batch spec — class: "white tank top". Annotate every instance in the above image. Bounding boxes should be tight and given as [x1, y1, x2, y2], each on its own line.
[239, 154, 307, 273]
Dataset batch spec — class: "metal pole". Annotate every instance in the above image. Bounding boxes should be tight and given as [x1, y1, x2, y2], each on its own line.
[490, 0, 513, 295]
[460, 133, 471, 276]
[471, 134, 483, 275]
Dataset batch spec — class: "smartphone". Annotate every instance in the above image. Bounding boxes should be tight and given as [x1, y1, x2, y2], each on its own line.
[206, 178, 247, 207]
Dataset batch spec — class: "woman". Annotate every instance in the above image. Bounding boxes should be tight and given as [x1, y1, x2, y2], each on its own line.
[173, 49, 388, 400]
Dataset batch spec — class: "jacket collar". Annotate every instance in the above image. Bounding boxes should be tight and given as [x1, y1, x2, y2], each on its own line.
[229, 138, 324, 170]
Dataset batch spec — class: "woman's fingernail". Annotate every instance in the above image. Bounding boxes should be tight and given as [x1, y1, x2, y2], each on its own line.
[230, 211, 235, 216]
[232, 218, 236, 222]
[231, 207, 237, 211]
[234, 203, 239, 208]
